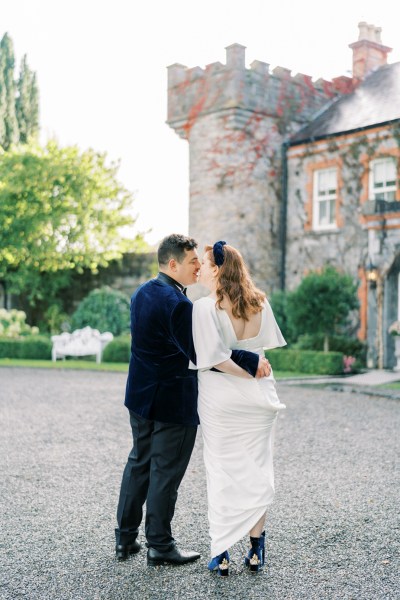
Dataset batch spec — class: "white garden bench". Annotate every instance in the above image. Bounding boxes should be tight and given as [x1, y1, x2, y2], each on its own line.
[51, 326, 113, 363]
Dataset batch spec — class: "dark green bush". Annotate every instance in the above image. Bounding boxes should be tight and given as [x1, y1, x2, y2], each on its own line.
[269, 290, 296, 345]
[286, 267, 359, 348]
[0, 336, 52, 359]
[71, 286, 130, 336]
[265, 348, 344, 375]
[102, 335, 131, 363]
[294, 334, 366, 364]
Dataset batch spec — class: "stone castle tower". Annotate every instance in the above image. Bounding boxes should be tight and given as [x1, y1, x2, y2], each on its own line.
[167, 44, 351, 291]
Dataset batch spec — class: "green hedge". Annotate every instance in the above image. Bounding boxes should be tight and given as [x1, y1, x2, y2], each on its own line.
[102, 340, 344, 373]
[294, 333, 366, 363]
[71, 287, 130, 337]
[265, 348, 344, 375]
[0, 336, 52, 359]
[103, 335, 131, 363]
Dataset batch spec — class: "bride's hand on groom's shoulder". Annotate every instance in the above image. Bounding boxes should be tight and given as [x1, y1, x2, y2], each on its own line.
[255, 357, 271, 379]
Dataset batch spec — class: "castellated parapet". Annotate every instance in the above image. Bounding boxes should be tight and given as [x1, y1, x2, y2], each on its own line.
[167, 44, 351, 138]
[167, 44, 350, 293]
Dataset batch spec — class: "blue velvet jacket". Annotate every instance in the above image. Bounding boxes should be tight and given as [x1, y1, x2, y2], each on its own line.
[124, 276, 260, 425]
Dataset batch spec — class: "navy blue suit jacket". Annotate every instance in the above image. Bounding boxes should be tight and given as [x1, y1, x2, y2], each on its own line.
[124, 277, 260, 425]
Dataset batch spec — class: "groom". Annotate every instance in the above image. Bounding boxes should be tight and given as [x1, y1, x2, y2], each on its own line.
[115, 233, 271, 566]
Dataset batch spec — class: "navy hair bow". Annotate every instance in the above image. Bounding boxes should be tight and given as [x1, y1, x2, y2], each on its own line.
[213, 240, 226, 266]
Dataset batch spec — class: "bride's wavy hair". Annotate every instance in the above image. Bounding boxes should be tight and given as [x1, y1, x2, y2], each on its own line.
[205, 244, 265, 320]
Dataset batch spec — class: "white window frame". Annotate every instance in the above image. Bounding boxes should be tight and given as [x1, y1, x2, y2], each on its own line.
[369, 157, 397, 201]
[312, 167, 337, 231]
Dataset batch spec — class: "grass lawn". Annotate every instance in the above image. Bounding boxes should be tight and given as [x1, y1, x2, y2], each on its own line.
[378, 382, 400, 390]
[0, 358, 128, 372]
[273, 371, 316, 379]
[0, 358, 315, 379]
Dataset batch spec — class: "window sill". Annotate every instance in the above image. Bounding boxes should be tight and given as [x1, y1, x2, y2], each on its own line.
[307, 227, 340, 236]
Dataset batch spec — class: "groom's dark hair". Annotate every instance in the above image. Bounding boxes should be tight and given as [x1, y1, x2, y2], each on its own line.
[158, 233, 198, 265]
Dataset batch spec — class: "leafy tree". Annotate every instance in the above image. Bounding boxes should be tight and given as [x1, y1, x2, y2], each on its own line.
[286, 266, 359, 352]
[0, 45, 6, 144]
[269, 289, 296, 345]
[0, 33, 39, 148]
[0, 140, 143, 310]
[15, 55, 39, 143]
[71, 287, 130, 336]
[0, 33, 19, 149]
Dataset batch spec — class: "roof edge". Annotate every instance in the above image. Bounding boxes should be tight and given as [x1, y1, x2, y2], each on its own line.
[288, 117, 400, 147]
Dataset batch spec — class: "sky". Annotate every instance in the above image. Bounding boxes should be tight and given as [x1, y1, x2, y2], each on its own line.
[2, 0, 400, 246]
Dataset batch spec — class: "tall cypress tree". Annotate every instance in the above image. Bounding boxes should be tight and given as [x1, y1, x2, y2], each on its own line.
[28, 72, 39, 139]
[0, 33, 19, 149]
[0, 48, 7, 146]
[16, 55, 39, 143]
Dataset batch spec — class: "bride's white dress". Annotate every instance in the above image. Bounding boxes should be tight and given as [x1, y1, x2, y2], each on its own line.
[191, 297, 286, 557]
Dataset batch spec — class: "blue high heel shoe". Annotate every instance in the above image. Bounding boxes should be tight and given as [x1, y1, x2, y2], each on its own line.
[208, 550, 230, 576]
[244, 531, 265, 573]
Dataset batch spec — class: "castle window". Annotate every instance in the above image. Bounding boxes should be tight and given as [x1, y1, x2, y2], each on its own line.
[313, 168, 337, 230]
[370, 157, 397, 201]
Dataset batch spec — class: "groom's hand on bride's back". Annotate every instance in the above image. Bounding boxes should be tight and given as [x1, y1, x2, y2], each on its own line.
[255, 357, 271, 378]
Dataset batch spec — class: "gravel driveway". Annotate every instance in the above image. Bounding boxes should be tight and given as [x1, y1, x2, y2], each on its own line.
[0, 367, 399, 600]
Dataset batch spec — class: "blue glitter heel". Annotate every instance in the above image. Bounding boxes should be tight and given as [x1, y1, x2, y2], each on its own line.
[208, 550, 230, 576]
[244, 531, 265, 573]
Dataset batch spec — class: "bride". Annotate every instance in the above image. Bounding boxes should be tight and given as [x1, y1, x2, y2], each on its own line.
[191, 241, 286, 576]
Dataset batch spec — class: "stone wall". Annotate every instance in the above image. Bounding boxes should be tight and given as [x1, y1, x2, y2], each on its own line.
[286, 125, 400, 366]
[286, 137, 367, 289]
[188, 109, 283, 291]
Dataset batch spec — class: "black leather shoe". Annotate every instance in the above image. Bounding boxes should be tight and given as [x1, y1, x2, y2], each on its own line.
[147, 545, 200, 566]
[116, 541, 141, 560]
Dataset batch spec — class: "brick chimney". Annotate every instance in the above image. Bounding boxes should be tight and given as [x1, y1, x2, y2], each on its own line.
[349, 22, 392, 81]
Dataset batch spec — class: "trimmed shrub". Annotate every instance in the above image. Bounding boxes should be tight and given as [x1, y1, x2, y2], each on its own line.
[0, 336, 52, 359]
[294, 333, 366, 363]
[286, 267, 359, 350]
[20, 336, 52, 359]
[0, 339, 20, 358]
[102, 335, 131, 363]
[265, 348, 344, 375]
[71, 286, 130, 336]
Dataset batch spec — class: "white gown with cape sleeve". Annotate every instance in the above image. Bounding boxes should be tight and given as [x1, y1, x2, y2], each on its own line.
[191, 296, 286, 557]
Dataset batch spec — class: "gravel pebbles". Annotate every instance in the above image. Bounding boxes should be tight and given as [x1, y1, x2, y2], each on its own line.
[0, 367, 399, 600]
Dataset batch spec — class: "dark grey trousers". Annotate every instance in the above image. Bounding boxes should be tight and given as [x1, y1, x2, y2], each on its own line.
[115, 410, 197, 551]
